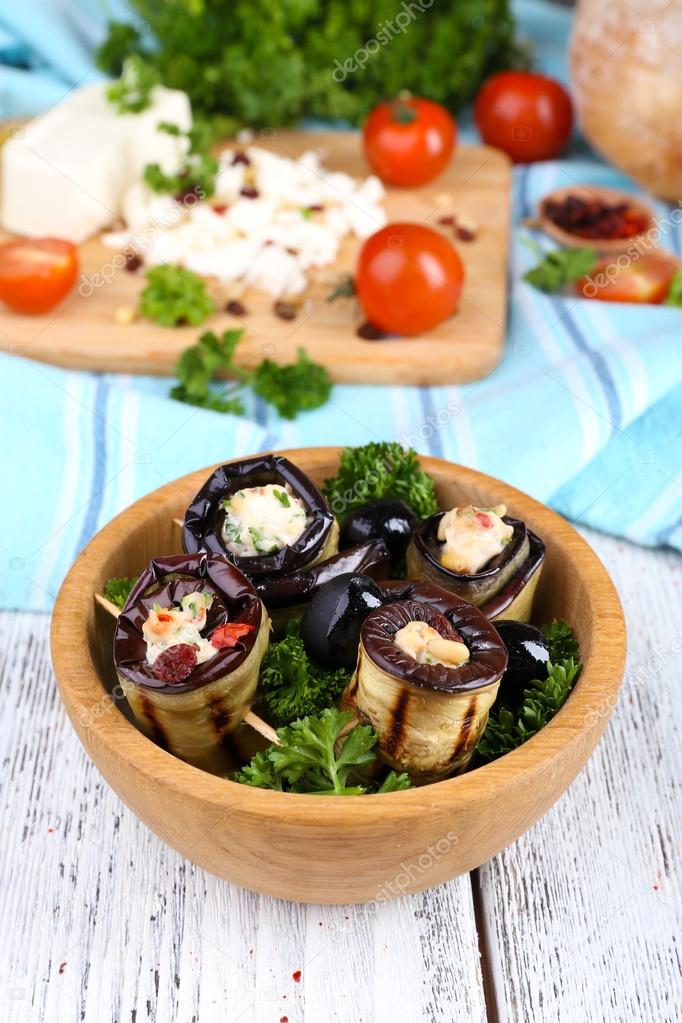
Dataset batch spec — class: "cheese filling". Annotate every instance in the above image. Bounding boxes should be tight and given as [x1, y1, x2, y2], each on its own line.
[437, 504, 514, 575]
[142, 591, 217, 666]
[393, 620, 470, 668]
[221, 484, 308, 557]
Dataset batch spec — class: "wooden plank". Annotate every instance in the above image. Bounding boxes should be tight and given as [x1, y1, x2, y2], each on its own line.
[478, 529, 682, 1023]
[0, 135, 510, 385]
[0, 611, 485, 1022]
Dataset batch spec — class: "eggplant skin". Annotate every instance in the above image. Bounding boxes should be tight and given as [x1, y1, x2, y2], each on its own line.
[406, 513, 534, 608]
[182, 455, 337, 579]
[344, 582, 507, 779]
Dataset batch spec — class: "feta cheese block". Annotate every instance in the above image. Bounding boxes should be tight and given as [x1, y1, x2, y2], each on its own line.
[1, 83, 191, 243]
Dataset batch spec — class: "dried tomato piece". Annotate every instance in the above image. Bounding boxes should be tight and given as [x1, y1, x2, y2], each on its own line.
[152, 643, 197, 683]
[211, 623, 255, 649]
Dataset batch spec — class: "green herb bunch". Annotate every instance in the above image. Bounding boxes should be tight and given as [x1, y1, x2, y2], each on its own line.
[106, 55, 159, 113]
[476, 619, 582, 761]
[259, 625, 350, 727]
[322, 441, 438, 522]
[103, 576, 138, 609]
[523, 246, 598, 293]
[235, 708, 411, 795]
[97, 1, 519, 128]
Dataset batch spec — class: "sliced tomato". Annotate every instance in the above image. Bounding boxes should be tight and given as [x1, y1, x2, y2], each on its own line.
[0, 237, 78, 314]
[576, 252, 678, 304]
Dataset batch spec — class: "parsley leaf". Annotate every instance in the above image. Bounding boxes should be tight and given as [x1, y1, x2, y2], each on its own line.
[251, 348, 332, 419]
[477, 654, 582, 762]
[106, 55, 159, 114]
[234, 708, 411, 795]
[144, 119, 219, 200]
[664, 267, 682, 307]
[273, 489, 290, 507]
[139, 266, 215, 327]
[523, 246, 598, 293]
[260, 629, 350, 727]
[103, 576, 137, 609]
[322, 441, 438, 522]
[541, 618, 580, 663]
[170, 330, 332, 420]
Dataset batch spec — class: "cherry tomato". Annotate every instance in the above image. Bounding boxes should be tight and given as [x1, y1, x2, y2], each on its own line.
[474, 71, 573, 163]
[363, 96, 457, 187]
[355, 223, 464, 335]
[576, 252, 678, 304]
[0, 237, 78, 314]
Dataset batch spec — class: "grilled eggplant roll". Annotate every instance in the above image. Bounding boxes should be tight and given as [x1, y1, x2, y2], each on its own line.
[406, 504, 545, 623]
[114, 553, 269, 774]
[183, 455, 341, 624]
[345, 581, 507, 781]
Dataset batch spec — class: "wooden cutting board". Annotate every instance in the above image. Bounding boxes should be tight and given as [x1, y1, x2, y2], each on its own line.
[0, 132, 511, 385]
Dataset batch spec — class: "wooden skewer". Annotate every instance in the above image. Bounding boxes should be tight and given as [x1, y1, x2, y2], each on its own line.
[173, 518, 183, 529]
[95, 592, 280, 745]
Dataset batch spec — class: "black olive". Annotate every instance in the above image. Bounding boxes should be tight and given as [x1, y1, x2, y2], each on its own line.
[494, 620, 551, 707]
[300, 573, 385, 670]
[339, 498, 416, 561]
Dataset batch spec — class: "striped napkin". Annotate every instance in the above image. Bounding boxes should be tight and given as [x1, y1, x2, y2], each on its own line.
[2, 0, 682, 611]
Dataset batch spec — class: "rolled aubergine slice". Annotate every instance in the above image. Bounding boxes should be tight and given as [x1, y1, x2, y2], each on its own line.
[183, 455, 340, 622]
[114, 553, 270, 774]
[345, 581, 507, 781]
[406, 504, 545, 623]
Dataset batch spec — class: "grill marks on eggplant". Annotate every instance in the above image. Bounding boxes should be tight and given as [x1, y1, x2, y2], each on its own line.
[385, 687, 410, 758]
[450, 695, 478, 763]
[139, 691, 168, 750]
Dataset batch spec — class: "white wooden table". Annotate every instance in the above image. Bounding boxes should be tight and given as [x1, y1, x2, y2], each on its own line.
[1, 527, 680, 1023]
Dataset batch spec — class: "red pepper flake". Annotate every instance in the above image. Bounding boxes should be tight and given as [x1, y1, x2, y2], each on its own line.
[213, 203, 228, 215]
[211, 622, 255, 649]
[456, 225, 476, 242]
[438, 215, 456, 226]
[273, 300, 297, 321]
[240, 185, 259, 199]
[292, 970, 301, 983]
[544, 194, 649, 240]
[307, 204, 324, 212]
[226, 299, 247, 316]
[281, 1017, 289, 1022]
[47, 827, 55, 833]
[152, 644, 197, 683]
[232, 151, 251, 166]
[157, 612, 173, 622]
[58, 962, 67, 975]
[124, 250, 143, 273]
[476, 512, 493, 528]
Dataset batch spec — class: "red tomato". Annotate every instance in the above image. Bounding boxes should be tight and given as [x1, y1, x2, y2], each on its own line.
[576, 252, 678, 304]
[474, 71, 572, 163]
[0, 237, 78, 314]
[355, 223, 464, 335]
[363, 96, 457, 187]
[211, 622, 255, 649]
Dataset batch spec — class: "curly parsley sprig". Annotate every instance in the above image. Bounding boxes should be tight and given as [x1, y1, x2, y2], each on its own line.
[477, 620, 582, 762]
[322, 441, 438, 522]
[170, 328, 332, 420]
[106, 55, 159, 114]
[140, 265, 215, 327]
[259, 626, 350, 727]
[103, 576, 138, 609]
[235, 708, 411, 795]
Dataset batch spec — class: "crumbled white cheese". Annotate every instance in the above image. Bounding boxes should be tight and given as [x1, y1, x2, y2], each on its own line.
[104, 144, 387, 297]
[437, 505, 514, 575]
[222, 484, 308, 557]
[394, 620, 470, 668]
[142, 592, 216, 666]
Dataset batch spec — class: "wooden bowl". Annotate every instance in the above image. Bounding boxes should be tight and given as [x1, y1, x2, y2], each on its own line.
[51, 449, 626, 904]
[537, 184, 655, 255]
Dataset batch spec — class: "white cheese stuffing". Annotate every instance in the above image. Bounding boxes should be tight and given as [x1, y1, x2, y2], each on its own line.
[103, 144, 387, 297]
[222, 484, 308, 557]
[437, 505, 514, 575]
[394, 620, 470, 668]
[142, 592, 216, 666]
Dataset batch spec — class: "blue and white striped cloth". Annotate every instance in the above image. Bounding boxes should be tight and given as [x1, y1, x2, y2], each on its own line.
[2, 1, 682, 610]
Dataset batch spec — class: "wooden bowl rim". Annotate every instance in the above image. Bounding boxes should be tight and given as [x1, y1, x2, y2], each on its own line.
[51, 448, 626, 823]
[537, 183, 655, 253]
